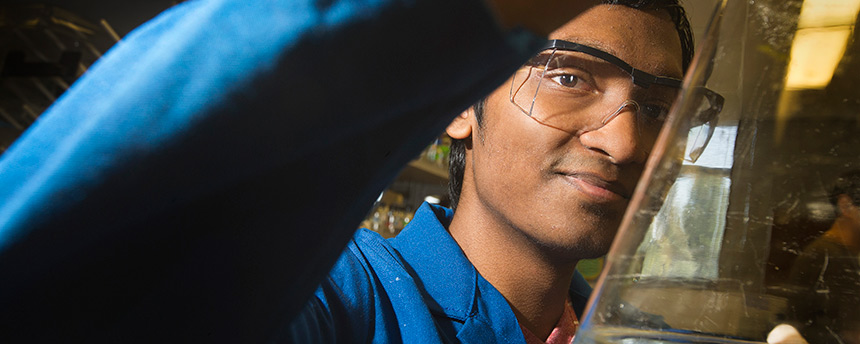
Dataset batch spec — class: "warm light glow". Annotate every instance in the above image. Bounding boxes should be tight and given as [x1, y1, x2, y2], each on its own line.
[784, 0, 860, 90]
[785, 27, 852, 89]
[797, 0, 860, 28]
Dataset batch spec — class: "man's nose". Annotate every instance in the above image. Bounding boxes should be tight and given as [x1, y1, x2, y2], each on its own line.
[579, 101, 649, 164]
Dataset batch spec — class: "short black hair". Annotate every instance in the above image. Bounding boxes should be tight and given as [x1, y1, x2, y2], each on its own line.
[447, 0, 695, 210]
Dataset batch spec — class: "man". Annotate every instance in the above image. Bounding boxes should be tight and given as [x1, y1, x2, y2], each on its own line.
[288, 1, 695, 342]
[447, 2, 690, 339]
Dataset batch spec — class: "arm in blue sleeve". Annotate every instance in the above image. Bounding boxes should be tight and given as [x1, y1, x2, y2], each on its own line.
[283, 239, 382, 343]
[0, 0, 544, 341]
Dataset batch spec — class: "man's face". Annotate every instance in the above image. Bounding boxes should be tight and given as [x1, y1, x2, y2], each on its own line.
[457, 5, 684, 262]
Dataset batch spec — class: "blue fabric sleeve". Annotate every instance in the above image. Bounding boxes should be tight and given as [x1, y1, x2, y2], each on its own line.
[282, 235, 387, 343]
[0, 0, 544, 342]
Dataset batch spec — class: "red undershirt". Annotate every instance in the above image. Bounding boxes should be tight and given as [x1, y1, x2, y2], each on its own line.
[519, 300, 579, 344]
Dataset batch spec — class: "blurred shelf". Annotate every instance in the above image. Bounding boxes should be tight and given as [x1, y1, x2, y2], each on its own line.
[398, 159, 448, 185]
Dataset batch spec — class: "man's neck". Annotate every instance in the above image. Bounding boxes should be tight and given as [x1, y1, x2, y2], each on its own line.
[447, 203, 578, 340]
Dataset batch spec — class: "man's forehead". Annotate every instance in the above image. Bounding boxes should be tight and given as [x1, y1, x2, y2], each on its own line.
[550, 5, 684, 79]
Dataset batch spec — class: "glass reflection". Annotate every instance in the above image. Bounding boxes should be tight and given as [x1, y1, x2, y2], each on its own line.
[573, 0, 860, 343]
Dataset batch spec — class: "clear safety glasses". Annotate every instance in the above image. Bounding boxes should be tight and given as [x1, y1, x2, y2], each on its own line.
[510, 40, 724, 162]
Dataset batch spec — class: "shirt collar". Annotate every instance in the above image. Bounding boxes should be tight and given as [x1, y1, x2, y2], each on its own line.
[388, 202, 592, 322]
[389, 202, 476, 320]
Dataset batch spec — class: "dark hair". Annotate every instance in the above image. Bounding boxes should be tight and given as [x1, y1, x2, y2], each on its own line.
[446, 0, 695, 210]
[830, 170, 860, 216]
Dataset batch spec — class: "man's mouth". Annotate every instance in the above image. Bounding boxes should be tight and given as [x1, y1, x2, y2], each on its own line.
[558, 172, 630, 202]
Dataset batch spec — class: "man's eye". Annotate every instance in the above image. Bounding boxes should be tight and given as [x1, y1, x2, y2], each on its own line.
[640, 104, 670, 121]
[549, 74, 590, 90]
[554, 74, 580, 87]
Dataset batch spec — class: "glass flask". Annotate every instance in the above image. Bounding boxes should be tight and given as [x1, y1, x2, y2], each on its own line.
[573, 0, 860, 343]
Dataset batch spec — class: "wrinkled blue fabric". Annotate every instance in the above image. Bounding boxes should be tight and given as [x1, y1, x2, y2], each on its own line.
[0, 0, 545, 342]
[285, 203, 593, 343]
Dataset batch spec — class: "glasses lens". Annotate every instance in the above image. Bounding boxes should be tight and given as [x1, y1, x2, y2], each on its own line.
[510, 49, 681, 146]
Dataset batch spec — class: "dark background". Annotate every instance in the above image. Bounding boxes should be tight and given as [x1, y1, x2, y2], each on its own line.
[8, 0, 180, 37]
[0, 1, 180, 153]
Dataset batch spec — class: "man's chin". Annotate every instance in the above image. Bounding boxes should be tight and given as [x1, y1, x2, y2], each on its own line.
[539, 230, 616, 263]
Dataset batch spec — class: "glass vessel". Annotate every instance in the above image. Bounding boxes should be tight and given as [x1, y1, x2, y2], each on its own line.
[574, 0, 860, 343]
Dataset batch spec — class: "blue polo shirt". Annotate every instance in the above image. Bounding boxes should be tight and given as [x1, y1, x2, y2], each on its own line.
[286, 203, 593, 343]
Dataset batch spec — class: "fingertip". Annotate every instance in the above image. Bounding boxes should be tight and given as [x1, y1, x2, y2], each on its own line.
[767, 324, 808, 344]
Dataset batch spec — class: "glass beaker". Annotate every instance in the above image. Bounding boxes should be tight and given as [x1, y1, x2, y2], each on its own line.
[574, 0, 860, 343]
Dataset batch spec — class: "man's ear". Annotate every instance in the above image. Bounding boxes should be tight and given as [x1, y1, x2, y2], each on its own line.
[446, 108, 474, 140]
